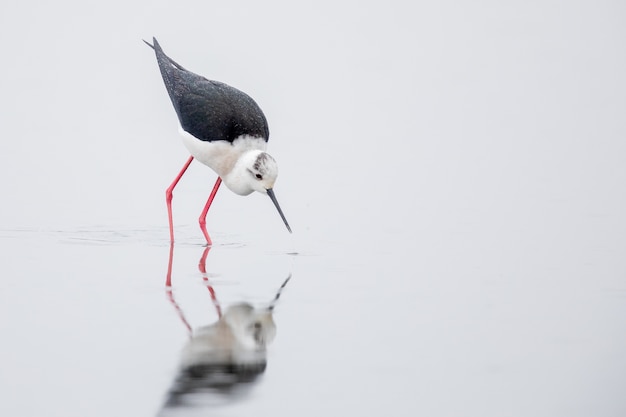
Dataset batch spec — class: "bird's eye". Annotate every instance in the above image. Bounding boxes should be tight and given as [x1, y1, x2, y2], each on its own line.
[255, 174, 263, 180]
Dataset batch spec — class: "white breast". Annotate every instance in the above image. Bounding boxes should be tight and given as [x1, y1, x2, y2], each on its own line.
[179, 127, 267, 178]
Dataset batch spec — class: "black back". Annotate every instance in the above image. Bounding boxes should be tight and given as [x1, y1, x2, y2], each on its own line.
[149, 38, 269, 143]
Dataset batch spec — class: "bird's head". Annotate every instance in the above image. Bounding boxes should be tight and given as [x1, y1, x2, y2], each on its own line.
[224, 303, 277, 348]
[226, 150, 292, 233]
[246, 151, 279, 193]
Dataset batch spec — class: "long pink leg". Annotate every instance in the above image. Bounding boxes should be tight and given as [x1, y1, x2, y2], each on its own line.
[198, 246, 223, 318]
[165, 243, 175, 287]
[165, 289, 193, 338]
[164, 243, 193, 337]
[166, 156, 194, 243]
[198, 177, 222, 246]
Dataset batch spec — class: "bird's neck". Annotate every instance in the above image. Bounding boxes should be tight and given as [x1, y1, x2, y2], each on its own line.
[222, 149, 264, 196]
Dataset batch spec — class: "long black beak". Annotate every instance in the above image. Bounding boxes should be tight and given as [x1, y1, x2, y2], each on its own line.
[269, 273, 292, 312]
[266, 188, 292, 233]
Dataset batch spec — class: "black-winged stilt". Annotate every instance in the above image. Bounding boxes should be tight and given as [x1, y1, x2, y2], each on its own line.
[162, 271, 291, 407]
[145, 38, 291, 245]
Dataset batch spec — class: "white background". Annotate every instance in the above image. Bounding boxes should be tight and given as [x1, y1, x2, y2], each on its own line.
[0, 1, 625, 416]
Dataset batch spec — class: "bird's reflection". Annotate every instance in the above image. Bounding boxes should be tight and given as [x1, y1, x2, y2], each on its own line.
[161, 244, 290, 411]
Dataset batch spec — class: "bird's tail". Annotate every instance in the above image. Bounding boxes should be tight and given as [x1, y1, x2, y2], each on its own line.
[142, 38, 155, 50]
[143, 37, 188, 72]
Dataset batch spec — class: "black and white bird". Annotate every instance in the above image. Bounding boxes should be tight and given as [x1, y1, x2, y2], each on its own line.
[160, 274, 291, 409]
[145, 38, 291, 245]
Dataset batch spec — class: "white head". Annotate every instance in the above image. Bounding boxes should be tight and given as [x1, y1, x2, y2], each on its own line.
[223, 150, 292, 233]
[223, 303, 277, 349]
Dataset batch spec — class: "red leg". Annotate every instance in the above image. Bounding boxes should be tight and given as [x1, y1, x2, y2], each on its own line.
[166, 288, 193, 338]
[165, 243, 192, 337]
[199, 177, 222, 246]
[198, 246, 222, 318]
[166, 156, 194, 243]
[165, 243, 175, 287]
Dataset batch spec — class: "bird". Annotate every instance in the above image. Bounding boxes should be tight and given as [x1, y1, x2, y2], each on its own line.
[145, 37, 291, 245]
[161, 274, 291, 408]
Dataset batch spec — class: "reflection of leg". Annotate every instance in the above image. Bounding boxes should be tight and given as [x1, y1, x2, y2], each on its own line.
[199, 177, 222, 246]
[165, 243, 193, 337]
[166, 288, 193, 338]
[166, 156, 194, 243]
[166, 243, 175, 287]
[198, 246, 222, 318]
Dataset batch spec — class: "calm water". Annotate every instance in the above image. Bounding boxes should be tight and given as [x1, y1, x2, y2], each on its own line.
[1, 220, 625, 416]
[1, 0, 625, 416]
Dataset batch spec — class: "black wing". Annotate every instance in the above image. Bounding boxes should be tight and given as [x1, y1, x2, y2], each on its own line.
[147, 38, 269, 143]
